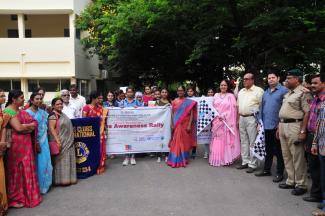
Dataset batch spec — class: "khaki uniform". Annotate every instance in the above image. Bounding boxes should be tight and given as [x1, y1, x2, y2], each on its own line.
[279, 85, 312, 188]
[237, 85, 264, 168]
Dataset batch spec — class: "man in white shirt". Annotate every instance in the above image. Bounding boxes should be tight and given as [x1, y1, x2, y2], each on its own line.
[61, 89, 78, 119]
[69, 84, 86, 118]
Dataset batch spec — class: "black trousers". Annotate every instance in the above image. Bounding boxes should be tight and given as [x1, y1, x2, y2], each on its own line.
[306, 133, 322, 199]
[319, 155, 325, 202]
[263, 129, 284, 176]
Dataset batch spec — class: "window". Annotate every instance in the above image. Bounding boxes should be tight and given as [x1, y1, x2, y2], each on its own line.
[10, 15, 27, 21]
[25, 29, 32, 38]
[0, 80, 21, 91]
[76, 29, 80, 39]
[64, 29, 70, 37]
[28, 79, 70, 92]
[78, 80, 89, 97]
[7, 29, 18, 38]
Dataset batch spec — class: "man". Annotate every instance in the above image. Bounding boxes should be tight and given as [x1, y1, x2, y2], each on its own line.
[61, 89, 78, 119]
[236, 72, 264, 173]
[69, 84, 86, 118]
[278, 68, 312, 196]
[255, 69, 287, 182]
[303, 74, 324, 203]
[311, 73, 325, 216]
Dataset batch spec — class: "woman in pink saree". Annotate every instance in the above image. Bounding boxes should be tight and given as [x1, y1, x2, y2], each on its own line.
[209, 80, 240, 166]
[166, 86, 197, 168]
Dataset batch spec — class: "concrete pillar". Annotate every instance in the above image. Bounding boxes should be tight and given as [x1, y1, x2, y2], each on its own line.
[17, 14, 25, 38]
[21, 78, 28, 100]
[69, 13, 75, 39]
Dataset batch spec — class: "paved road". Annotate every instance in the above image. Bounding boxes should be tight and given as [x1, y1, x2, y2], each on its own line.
[9, 148, 316, 216]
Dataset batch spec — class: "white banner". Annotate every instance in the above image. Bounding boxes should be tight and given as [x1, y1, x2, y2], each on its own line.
[106, 106, 171, 154]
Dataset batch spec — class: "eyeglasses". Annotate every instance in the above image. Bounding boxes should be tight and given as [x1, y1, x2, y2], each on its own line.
[62, 94, 70, 97]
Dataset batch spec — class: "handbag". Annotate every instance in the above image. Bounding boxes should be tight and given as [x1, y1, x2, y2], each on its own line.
[48, 113, 60, 156]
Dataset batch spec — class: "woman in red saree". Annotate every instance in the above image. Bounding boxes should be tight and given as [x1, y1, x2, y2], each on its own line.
[4, 90, 41, 208]
[82, 91, 107, 174]
[166, 86, 197, 168]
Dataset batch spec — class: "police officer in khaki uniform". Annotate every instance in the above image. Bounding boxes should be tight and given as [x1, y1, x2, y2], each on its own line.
[278, 68, 312, 196]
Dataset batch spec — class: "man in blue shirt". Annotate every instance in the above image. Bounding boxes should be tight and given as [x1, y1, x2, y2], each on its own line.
[255, 69, 288, 182]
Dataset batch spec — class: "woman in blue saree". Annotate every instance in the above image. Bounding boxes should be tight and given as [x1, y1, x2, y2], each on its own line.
[26, 93, 53, 194]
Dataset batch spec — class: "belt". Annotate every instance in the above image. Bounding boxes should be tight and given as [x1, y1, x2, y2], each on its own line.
[280, 119, 303, 123]
[240, 114, 254, 117]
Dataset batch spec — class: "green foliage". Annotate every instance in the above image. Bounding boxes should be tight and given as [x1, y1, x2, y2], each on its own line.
[76, 0, 325, 90]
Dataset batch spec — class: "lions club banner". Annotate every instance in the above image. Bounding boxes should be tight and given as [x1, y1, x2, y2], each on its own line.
[106, 106, 171, 154]
[71, 117, 101, 179]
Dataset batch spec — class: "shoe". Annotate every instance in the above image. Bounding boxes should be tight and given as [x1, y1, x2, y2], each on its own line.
[303, 196, 322, 203]
[157, 157, 161, 163]
[130, 157, 136, 165]
[279, 183, 295, 189]
[255, 171, 271, 177]
[291, 187, 307, 196]
[203, 152, 208, 159]
[122, 158, 129, 166]
[236, 164, 248, 170]
[246, 167, 256, 173]
[312, 209, 325, 216]
[317, 203, 324, 210]
[272, 175, 284, 183]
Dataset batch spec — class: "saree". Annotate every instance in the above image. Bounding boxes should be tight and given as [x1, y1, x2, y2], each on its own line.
[26, 109, 53, 194]
[209, 93, 240, 166]
[166, 98, 197, 168]
[82, 105, 107, 174]
[0, 109, 9, 215]
[49, 112, 77, 185]
[4, 109, 42, 208]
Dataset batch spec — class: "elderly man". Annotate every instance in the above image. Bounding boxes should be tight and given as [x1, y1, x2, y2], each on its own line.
[61, 89, 78, 119]
[278, 68, 312, 196]
[236, 72, 264, 173]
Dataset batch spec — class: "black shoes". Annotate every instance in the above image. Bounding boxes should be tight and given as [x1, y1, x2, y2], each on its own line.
[246, 167, 256, 173]
[303, 196, 322, 203]
[272, 175, 284, 183]
[236, 164, 248, 170]
[279, 183, 295, 189]
[255, 171, 271, 177]
[291, 187, 307, 196]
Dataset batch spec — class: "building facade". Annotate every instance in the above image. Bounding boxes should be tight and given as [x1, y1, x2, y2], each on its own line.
[0, 0, 101, 103]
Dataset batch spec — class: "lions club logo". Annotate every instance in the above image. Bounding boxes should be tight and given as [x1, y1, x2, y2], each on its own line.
[75, 142, 90, 164]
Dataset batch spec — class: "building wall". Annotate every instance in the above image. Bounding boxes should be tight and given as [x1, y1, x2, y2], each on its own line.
[0, 15, 18, 37]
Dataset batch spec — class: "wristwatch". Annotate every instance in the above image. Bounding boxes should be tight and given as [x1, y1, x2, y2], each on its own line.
[300, 130, 306, 134]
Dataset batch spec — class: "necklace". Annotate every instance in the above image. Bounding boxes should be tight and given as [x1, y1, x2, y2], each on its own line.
[219, 93, 227, 99]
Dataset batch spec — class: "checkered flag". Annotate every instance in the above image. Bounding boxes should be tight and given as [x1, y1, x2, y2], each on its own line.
[197, 98, 216, 135]
[251, 118, 266, 160]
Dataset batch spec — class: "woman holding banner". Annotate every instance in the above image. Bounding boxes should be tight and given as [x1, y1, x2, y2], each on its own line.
[48, 98, 77, 186]
[4, 90, 42, 208]
[26, 93, 53, 194]
[82, 91, 108, 174]
[167, 85, 197, 168]
[209, 80, 240, 167]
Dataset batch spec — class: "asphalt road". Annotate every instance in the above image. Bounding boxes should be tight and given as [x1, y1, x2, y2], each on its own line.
[9, 147, 316, 216]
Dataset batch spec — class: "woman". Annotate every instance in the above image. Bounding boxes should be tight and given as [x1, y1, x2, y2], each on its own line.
[103, 91, 119, 108]
[0, 89, 9, 214]
[4, 89, 41, 208]
[26, 93, 53, 194]
[209, 80, 240, 166]
[120, 87, 143, 166]
[155, 88, 171, 163]
[202, 88, 215, 159]
[207, 88, 215, 97]
[166, 86, 197, 168]
[82, 91, 107, 174]
[143, 85, 153, 106]
[186, 86, 197, 158]
[135, 92, 144, 106]
[48, 98, 77, 185]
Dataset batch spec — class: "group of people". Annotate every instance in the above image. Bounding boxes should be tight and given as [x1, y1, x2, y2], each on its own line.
[0, 69, 324, 216]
